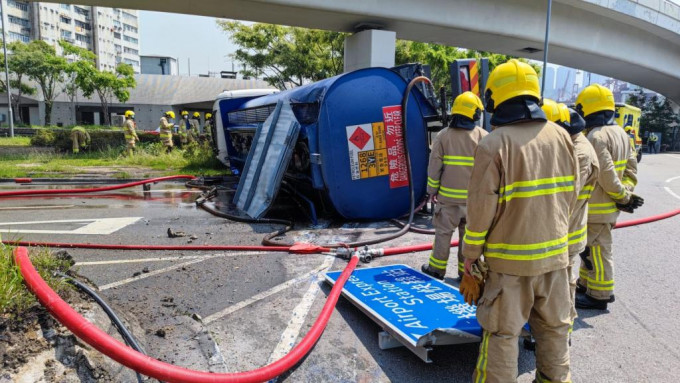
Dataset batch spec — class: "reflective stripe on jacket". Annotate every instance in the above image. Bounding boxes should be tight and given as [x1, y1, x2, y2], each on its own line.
[426, 126, 488, 206]
[462, 120, 578, 276]
[586, 124, 637, 224]
[159, 117, 174, 142]
[568, 133, 599, 255]
[123, 119, 138, 142]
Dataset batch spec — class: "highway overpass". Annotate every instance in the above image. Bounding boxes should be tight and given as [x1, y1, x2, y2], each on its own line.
[51, 0, 680, 102]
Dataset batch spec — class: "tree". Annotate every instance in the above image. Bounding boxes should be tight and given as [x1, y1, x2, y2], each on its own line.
[0, 41, 37, 124]
[217, 21, 345, 89]
[61, 41, 136, 126]
[22, 41, 67, 125]
[627, 88, 680, 150]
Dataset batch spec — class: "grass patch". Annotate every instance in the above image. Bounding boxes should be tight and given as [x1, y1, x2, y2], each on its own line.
[0, 243, 73, 318]
[0, 141, 227, 178]
[0, 137, 31, 146]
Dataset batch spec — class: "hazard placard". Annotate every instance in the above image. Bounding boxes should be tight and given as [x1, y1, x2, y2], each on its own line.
[346, 123, 389, 181]
[383, 105, 409, 189]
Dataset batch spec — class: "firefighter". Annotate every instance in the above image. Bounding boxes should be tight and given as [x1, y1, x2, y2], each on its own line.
[190, 112, 201, 142]
[160, 111, 175, 153]
[123, 110, 139, 157]
[545, 100, 600, 329]
[421, 91, 488, 280]
[463, 59, 577, 382]
[575, 84, 643, 310]
[178, 110, 190, 146]
[648, 132, 658, 154]
[70, 126, 90, 154]
[204, 113, 213, 144]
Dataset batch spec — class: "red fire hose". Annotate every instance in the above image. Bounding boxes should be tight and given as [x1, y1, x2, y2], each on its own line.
[0, 175, 196, 197]
[15, 246, 359, 383]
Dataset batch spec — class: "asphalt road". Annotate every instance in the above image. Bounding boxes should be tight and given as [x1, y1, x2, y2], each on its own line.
[1, 152, 679, 382]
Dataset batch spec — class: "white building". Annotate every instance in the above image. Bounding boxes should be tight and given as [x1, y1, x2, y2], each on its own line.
[1, 1, 141, 73]
[141, 55, 179, 76]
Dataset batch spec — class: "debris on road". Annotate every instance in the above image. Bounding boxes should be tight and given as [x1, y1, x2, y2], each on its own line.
[167, 228, 187, 238]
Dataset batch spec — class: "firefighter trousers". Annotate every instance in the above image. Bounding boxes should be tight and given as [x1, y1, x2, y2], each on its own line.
[429, 204, 466, 277]
[71, 131, 87, 153]
[473, 269, 571, 383]
[577, 223, 615, 300]
[567, 252, 579, 327]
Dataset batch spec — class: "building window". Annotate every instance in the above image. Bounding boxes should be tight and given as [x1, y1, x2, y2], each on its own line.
[75, 20, 91, 30]
[123, 35, 138, 44]
[8, 15, 30, 28]
[76, 34, 89, 43]
[113, 20, 121, 28]
[124, 46, 138, 55]
[61, 30, 72, 39]
[122, 11, 137, 21]
[8, 32, 30, 43]
[8, 0, 29, 12]
[123, 58, 139, 67]
[61, 4, 70, 10]
[73, 6, 90, 17]
[113, 32, 121, 39]
[123, 24, 138, 34]
[60, 15, 71, 24]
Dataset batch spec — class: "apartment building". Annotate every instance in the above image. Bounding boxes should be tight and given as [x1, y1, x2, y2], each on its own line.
[1, 1, 141, 73]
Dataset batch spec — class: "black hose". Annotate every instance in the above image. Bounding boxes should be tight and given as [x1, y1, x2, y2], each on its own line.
[56, 272, 145, 383]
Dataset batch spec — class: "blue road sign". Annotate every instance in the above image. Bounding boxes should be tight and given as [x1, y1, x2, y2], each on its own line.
[325, 264, 482, 362]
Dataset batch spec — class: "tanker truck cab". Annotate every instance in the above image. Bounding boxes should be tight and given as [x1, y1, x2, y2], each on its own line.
[615, 103, 643, 162]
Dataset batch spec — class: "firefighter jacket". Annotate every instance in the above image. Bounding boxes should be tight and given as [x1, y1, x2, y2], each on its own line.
[123, 119, 139, 143]
[426, 126, 488, 206]
[462, 120, 579, 276]
[159, 117, 174, 146]
[586, 124, 637, 224]
[568, 133, 599, 255]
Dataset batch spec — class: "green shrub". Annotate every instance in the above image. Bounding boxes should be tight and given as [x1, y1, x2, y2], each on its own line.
[30, 129, 56, 146]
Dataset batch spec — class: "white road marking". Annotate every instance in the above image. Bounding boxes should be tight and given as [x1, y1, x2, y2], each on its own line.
[99, 254, 233, 291]
[666, 176, 680, 183]
[0, 205, 75, 211]
[664, 187, 680, 201]
[267, 256, 335, 363]
[76, 252, 268, 266]
[204, 259, 332, 325]
[0, 217, 142, 235]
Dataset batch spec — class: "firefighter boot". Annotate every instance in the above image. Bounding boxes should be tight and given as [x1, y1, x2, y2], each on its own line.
[420, 264, 444, 280]
[575, 293, 614, 310]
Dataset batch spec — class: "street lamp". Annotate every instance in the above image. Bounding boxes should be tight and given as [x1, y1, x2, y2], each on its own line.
[0, 0, 14, 137]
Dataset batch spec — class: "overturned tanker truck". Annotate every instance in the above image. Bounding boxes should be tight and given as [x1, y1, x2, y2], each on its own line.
[210, 62, 487, 221]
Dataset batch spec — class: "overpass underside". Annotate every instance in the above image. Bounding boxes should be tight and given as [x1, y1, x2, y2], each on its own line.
[51, 0, 680, 102]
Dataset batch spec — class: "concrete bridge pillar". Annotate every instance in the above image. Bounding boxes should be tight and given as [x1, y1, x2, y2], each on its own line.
[343, 29, 396, 73]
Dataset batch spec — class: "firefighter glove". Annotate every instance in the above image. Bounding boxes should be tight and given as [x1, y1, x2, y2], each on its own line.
[460, 259, 488, 306]
[616, 193, 644, 214]
[579, 247, 593, 270]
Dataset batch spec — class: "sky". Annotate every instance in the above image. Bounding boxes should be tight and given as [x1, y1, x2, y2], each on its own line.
[139, 11, 239, 76]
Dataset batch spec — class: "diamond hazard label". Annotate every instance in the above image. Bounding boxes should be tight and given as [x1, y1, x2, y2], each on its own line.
[349, 126, 371, 150]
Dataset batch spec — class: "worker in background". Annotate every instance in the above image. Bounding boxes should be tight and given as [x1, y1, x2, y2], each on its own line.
[421, 91, 488, 280]
[160, 111, 175, 153]
[463, 59, 577, 382]
[70, 126, 91, 154]
[123, 110, 139, 157]
[178, 110, 190, 147]
[204, 113, 213, 144]
[648, 132, 658, 154]
[575, 84, 643, 310]
[544, 100, 600, 331]
[190, 112, 201, 142]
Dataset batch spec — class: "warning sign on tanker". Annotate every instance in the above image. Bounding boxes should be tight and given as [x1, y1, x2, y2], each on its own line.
[346, 123, 389, 181]
[383, 105, 409, 189]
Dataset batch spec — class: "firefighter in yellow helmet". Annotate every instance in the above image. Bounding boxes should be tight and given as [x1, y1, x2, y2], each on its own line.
[159, 111, 175, 153]
[190, 112, 201, 142]
[421, 91, 488, 280]
[123, 110, 139, 157]
[575, 84, 643, 310]
[463, 60, 577, 382]
[178, 110, 190, 146]
[70, 126, 90, 154]
[547, 101, 600, 330]
[204, 112, 214, 144]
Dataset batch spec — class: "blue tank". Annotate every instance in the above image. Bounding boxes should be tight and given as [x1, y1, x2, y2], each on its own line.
[218, 67, 436, 220]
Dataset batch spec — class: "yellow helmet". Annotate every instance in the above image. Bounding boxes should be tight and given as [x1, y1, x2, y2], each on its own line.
[541, 99, 560, 122]
[165, 111, 176, 119]
[206, 113, 212, 119]
[181, 110, 189, 116]
[484, 59, 540, 113]
[451, 91, 484, 121]
[193, 112, 200, 118]
[125, 110, 135, 118]
[575, 84, 614, 117]
[556, 103, 571, 125]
